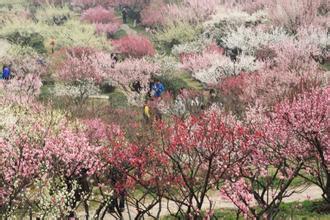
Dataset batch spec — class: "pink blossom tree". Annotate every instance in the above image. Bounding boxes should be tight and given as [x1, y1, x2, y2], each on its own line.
[265, 0, 328, 33]
[223, 87, 329, 218]
[238, 38, 325, 108]
[108, 58, 160, 104]
[222, 106, 308, 219]
[0, 111, 50, 217]
[140, 0, 166, 27]
[81, 6, 117, 23]
[271, 87, 330, 202]
[55, 47, 111, 105]
[112, 35, 156, 58]
[0, 56, 46, 106]
[81, 6, 122, 35]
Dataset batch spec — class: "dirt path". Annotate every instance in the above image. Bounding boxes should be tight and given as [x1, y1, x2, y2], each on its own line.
[76, 185, 322, 219]
[120, 24, 138, 35]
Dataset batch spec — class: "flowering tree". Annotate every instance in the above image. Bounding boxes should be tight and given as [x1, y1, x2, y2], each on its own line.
[42, 123, 103, 218]
[164, 0, 220, 25]
[222, 26, 291, 55]
[55, 47, 111, 105]
[181, 50, 263, 85]
[81, 6, 117, 23]
[239, 38, 324, 107]
[271, 88, 330, 202]
[222, 87, 329, 218]
[0, 126, 45, 217]
[265, 0, 328, 33]
[140, 0, 166, 27]
[108, 58, 160, 104]
[81, 6, 121, 35]
[0, 55, 46, 106]
[0, 106, 63, 218]
[123, 111, 255, 219]
[222, 103, 311, 218]
[112, 35, 156, 58]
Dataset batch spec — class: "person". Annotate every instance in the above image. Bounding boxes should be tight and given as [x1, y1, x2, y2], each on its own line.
[131, 80, 142, 94]
[152, 79, 165, 98]
[107, 168, 126, 213]
[143, 102, 151, 124]
[209, 89, 216, 101]
[154, 107, 162, 121]
[2, 65, 11, 80]
[122, 7, 128, 24]
[227, 47, 242, 62]
[111, 53, 118, 68]
[147, 78, 155, 98]
[50, 38, 55, 54]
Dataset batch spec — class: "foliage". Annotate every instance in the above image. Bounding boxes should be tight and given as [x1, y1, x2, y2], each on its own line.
[0, 18, 110, 52]
[171, 36, 213, 57]
[5, 31, 46, 54]
[35, 5, 72, 25]
[108, 90, 128, 108]
[111, 29, 128, 39]
[155, 22, 202, 52]
[153, 74, 189, 96]
[71, 0, 113, 9]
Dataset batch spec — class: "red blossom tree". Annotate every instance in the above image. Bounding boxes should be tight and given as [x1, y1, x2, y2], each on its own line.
[121, 111, 256, 219]
[112, 35, 156, 58]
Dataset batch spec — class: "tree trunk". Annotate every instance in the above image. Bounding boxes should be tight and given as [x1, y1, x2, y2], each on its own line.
[324, 171, 330, 203]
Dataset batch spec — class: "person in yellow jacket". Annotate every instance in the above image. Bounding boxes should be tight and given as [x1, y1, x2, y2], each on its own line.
[143, 103, 151, 124]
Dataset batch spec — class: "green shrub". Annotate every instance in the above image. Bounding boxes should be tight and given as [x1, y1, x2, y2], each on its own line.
[108, 90, 128, 108]
[6, 31, 46, 54]
[155, 22, 202, 53]
[110, 29, 127, 39]
[154, 74, 189, 96]
[0, 18, 111, 52]
[35, 6, 71, 26]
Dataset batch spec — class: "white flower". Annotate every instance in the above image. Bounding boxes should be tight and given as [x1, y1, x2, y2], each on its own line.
[223, 26, 291, 55]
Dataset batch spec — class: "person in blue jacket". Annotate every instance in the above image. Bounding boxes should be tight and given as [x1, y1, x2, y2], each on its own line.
[152, 79, 165, 97]
[2, 65, 11, 80]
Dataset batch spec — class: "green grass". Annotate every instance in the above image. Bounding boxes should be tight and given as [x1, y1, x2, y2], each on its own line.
[162, 200, 330, 220]
[177, 71, 205, 91]
[111, 29, 128, 39]
[107, 89, 128, 108]
[321, 61, 330, 71]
